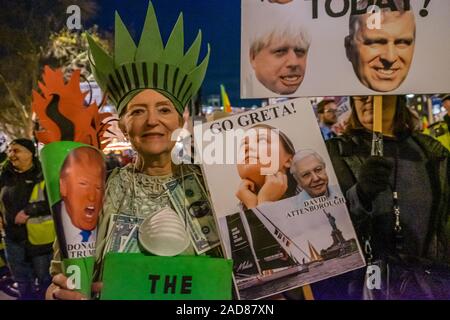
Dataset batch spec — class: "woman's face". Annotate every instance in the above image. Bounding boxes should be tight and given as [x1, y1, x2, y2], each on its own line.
[120, 90, 182, 158]
[237, 127, 292, 188]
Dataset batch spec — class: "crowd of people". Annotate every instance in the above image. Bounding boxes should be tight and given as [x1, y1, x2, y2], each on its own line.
[1, 93, 448, 300]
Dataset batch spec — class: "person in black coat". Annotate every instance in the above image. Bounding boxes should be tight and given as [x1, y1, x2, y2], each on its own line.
[312, 96, 449, 300]
[0, 139, 53, 299]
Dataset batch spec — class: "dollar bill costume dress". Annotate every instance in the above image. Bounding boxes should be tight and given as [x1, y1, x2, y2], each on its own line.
[97, 165, 199, 253]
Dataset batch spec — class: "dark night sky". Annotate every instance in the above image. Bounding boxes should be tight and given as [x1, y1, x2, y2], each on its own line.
[87, 0, 262, 107]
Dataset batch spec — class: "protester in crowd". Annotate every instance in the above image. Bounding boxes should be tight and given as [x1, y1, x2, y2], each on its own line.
[313, 95, 449, 299]
[46, 3, 217, 300]
[266, 0, 293, 3]
[0, 201, 15, 297]
[50, 147, 105, 260]
[345, 0, 416, 92]
[443, 95, 450, 140]
[424, 95, 450, 151]
[317, 99, 338, 140]
[443, 95, 450, 120]
[0, 139, 53, 299]
[222, 124, 300, 296]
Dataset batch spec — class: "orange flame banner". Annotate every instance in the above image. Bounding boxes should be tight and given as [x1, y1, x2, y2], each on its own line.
[32, 66, 112, 150]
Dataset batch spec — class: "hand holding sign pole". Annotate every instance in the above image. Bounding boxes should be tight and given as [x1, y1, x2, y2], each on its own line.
[371, 96, 383, 157]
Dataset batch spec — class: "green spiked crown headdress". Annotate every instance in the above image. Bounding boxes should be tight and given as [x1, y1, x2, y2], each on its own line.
[87, 2, 210, 116]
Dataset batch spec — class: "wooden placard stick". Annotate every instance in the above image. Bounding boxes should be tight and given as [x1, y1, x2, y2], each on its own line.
[371, 96, 383, 157]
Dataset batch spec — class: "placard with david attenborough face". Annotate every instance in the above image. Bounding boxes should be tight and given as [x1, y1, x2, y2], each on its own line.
[241, 0, 450, 98]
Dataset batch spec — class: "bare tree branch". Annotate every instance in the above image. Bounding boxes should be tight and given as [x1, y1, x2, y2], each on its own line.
[0, 0, 101, 139]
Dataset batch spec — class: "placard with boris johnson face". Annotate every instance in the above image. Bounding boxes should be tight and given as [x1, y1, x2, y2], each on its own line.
[32, 67, 110, 298]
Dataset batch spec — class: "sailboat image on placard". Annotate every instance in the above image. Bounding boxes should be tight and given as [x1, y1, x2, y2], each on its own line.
[307, 241, 324, 267]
